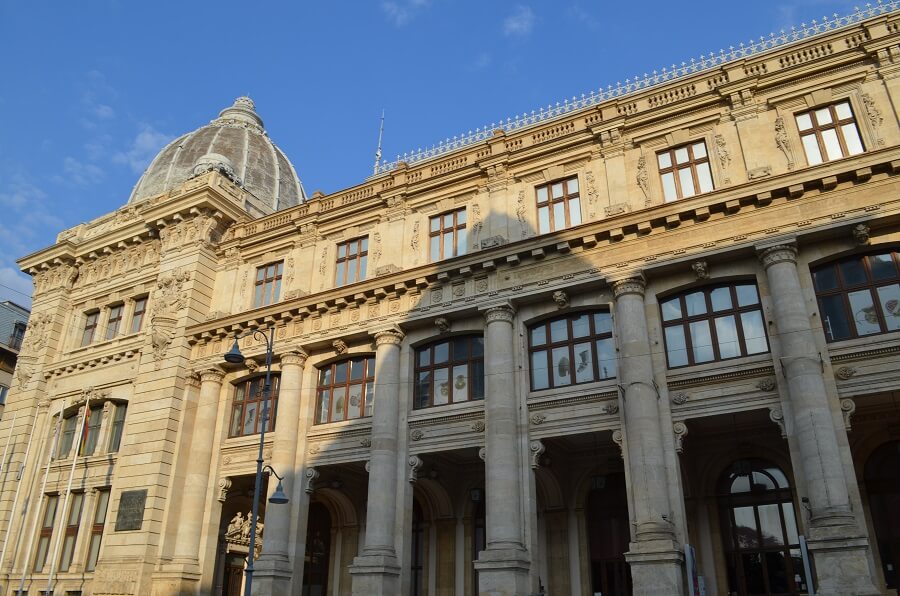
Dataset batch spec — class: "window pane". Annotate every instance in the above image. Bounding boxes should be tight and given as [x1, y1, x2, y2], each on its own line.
[471, 337, 484, 357]
[443, 213, 453, 228]
[796, 112, 813, 131]
[696, 162, 713, 194]
[571, 315, 590, 338]
[86, 534, 102, 570]
[596, 338, 617, 379]
[433, 368, 449, 405]
[551, 347, 571, 386]
[821, 128, 843, 161]
[802, 134, 823, 165]
[348, 242, 358, 256]
[457, 209, 467, 225]
[536, 186, 548, 204]
[665, 326, 689, 367]
[678, 167, 696, 197]
[710, 287, 732, 311]
[457, 229, 467, 256]
[531, 325, 547, 346]
[692, 142, 707, 158]
[715, 315, 741, 359]
[765, 552, 789, 593]
[430, 236, 440, 261]
[819, 294, 853, 341]
[60, 535, 75, 570]
[334, 361, 348, 384]
[812, 266, 839, 292]
[733, 506, 759, 548]
[758, 504, 785, 546]
[841, 123, 864, 155]
[848, 290, 881, 335]
[549, 319, 568, 343]
[674, 146, 689, 164]
[567, 178, 579, 194]
[538, 206, 550, 234]
[573, 342, 594, 383]
[230, 407, 243, 436]
[840, 257, 868, 286]
[531, 351, 549, 390]
[835, 102, 852, 119]
[876, 284, 900, 331]
[430, 216, 440, 232]
[350, 359, 364, 381]
[593, 312, 612, 334]
[348, 384, 363, 417]
[317, 390, 330, 424]
[433, 341, 449, 364]
[416, 372, 432, 408]
[471, 360, 484, 399]
[243, 403, 258, 434]
[741, 311, 768, 355]
[568, 197, 582, 226]
[443, 233, 453, 259]
[815, 107, 833, 125]
[782, 504, 799, 544]
[331, 386, 346, 421]
[689, 320, 715, 363]
[685, 292, 707, 316]
[553, 202, 566, 230]
[869, 254, 897, 280]
[661, 172, 677, 202]
[364, 381, 374, 416]
[657, 152, 672, 169]
[551, 182, 564, 198]
[335, 266, 344, 287]
[661, 298, 682, 321]
[452, 337, 469, 361]
[452, 365, 468, 401]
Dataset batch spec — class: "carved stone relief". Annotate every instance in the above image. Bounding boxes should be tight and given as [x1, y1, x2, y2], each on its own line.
[516, 191, 528, 238]
[861, 93, 884, 146]
[636, 154, 651, 204]
[471, 202, 484, 248]
[774, 116, 795, 170]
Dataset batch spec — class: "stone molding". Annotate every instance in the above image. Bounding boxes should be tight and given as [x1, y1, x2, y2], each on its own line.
[757, 243, 798, 269]
[673, 422, 689, 454]
[408, 456, 423, 483]
[529, 440, 546, 469]
[280, 349, 309, 367]
[611, 275, 646, 298]
[482, 302, 515, 324]
[372, 327, 404, 346]
[199, 368, 226, 385]
[305, 467, 319, 494]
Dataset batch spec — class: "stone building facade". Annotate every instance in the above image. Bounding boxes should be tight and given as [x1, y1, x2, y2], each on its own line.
[2, 7, 900, 596]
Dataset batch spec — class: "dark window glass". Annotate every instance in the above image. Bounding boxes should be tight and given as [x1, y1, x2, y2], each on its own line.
[812, 249, 900, 342]
[58, 492, 84, 571]
[528, 312, 615, 390]
[315, 356, 374, 424]
[108, 404, 127, 453]
[85, 489, 110, 571]
[80, 407, 102, 456]
[81, 311, 99, 346]
[228, 376, 280, 437]
[414, 336, 484, 409]
[33, 495, 59, 572]
[105, 304, 123, 340]
[130, 297, 147, 333]
[661, 283, 768, 368]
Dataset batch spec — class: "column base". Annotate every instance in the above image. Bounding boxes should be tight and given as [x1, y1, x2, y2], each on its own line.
[625, 539, 685, 596]
[150, 561, 202, 596]
[349, 553, 401, 596]
[473, 546, 531, 596]
[807, 532, 880, 596]
[252, 553, 293, 596]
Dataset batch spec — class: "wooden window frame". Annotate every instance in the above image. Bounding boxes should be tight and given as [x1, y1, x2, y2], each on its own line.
[129, 297, 147, 334]
[413, 335, 484, 409]
[315, 356, 375, 424]
[429, 208, 467, 262]
[80, 406, 103, 456]
[660, 282, 769, 368]
[254, 261, 284, 308]
[228, 376, 280, 438]
[9, 322, 25, 350]
[58, 415, 77, 459]
[105, 304, 124, 340]
[795, 101, 864, 165]
[81, 311, 99, 346]
[527, 311, 616, 391]
[33, 494, 59, 572]
[535, 176, 581, 234]
[335, 238, 368, 287]
[58, 492, 84, 572]
[812, 249, 900, 342]
[657, 141, 714, 202]
[85, 489, 110, 572]
[108, 403, 127, 453]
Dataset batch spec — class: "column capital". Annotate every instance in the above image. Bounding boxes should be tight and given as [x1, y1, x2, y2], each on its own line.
[371, 326, 404, 347]
[198, 367, 226, 385]
[481, 301, 515, 324]
[757, 242, 798, 269]
[185, 372, 202, 389]
[280, 349, 309, 367]
[610, 274, 646, 299]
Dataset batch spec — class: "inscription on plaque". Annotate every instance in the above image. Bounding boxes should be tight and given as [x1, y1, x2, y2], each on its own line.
[115, 489, 147, 531]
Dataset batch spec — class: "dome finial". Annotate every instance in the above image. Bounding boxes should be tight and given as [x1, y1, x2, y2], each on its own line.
[218, 96, 264, 130]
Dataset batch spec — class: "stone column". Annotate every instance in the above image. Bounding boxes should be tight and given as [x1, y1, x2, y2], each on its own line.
[253, 349, 308, 595]
[350, 327, 404, 595]
[758, 243, 879, 595]
[169, 368, 225, 570]
[474, 302, 531, 596]
[612, 276, 684, 596]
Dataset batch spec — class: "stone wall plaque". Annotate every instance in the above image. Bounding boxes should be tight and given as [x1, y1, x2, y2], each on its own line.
[115, 489, 148, 531]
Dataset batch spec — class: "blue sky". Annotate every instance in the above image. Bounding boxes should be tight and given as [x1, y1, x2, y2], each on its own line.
[0, 0, 857, 308]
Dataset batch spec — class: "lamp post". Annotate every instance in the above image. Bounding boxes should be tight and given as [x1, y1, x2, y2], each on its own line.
[223, 327, 289, 596]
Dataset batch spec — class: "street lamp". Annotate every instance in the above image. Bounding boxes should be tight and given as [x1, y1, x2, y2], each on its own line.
[223, 328, 288, 596]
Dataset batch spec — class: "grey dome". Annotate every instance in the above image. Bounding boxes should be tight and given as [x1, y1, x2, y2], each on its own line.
[128, 97, 306, 211]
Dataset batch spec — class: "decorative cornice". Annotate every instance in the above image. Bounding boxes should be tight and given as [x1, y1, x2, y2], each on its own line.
[667, 365, 776, 389]
[280, 349, 309, 367]
[757, 243, 798, 269]
[199, 368, 226, 384]
[529, 391, 618, 410]
[372, 327, 404, 346]
[483, 302, 515, 324]
[611, 275, 646, 298]
[830, 344, 900, 362]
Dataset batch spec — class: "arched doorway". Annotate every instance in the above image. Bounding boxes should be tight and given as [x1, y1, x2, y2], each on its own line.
[410, 500, 425, 596]
[586, 472, 631, 596]
[717, 459, 807, 595]
[302, 502, 332, 596]
[865, 440, 900, 589]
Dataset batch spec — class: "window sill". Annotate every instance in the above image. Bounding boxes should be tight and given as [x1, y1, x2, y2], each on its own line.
[308, 415, 372, 436]
[223, 433, 275, 447]
[665, 352, 774, 382]
[824, 330, 900, 359]
[409, 399, 484, 420]
[68, 331, 144, 356]
[49, 452, 118, 470]
[527, 378, 618, 403]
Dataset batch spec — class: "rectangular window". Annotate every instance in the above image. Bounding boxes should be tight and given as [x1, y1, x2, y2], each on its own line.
[429, 209, 467, 262]
[85, 489, 110, 571]
[81, 311, 99, 346]
[58, 492, 84, 572]
[129, 297, 147, 334]
[335, 238, 368, 287]
[33, 495, 59, 572]
[108, 404, 127, 453]
[253, 261, 284, 307]
[535, 176, 581, 234]
[80, 407, 102, 456]
[658, 141, 713, 202]
[105, 304, 124, 340]
[796, 102, 864, 165]
[10, 322, 26, 350]
[0, 386, 8, 406]
[58, 416, 77, 459]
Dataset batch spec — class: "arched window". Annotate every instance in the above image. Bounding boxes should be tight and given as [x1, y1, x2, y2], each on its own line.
[812, 249, 900, 341]
[864, 441, 900, 589]
[718, 459, 807, 596]
[414, 335, 484, 409]
[528, 311, 615, 391]
[315, 356, 375, 424]
[660, 282, 768, 368]
[228, 376, 280, 437]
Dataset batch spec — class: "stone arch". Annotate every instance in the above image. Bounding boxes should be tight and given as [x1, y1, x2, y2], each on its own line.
[696, 435, 794, 499]
[414, 477, 454, 520]
[534, 466, 565, 511]
[313, 487, 359, 527]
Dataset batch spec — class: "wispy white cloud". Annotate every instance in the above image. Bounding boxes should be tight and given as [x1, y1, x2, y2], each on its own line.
[568, 3, 601, 31]
[0, 266, 33, 307]
[60, 156, 105, 186]
[93, 104, 115, 119]
[470, 52, 492, 71]
[381, 0, 429, 26]
[503, 5, 535, 37]
[112, 125, 173, 174]
[0, 171, 64, 281]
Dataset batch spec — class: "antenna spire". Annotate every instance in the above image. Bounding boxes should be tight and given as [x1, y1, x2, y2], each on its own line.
[374, 109, 385, 175]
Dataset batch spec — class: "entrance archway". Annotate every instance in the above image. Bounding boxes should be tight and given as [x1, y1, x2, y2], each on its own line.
[865, 440, 900, 589]
[717, 459, 806, 595]
[302, 502, 332, 596]
[586, 472, 631, 596]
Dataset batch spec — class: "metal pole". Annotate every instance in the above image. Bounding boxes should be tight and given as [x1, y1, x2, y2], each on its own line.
[244, 327, 273, 596]
[0, 410, 34, 576]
